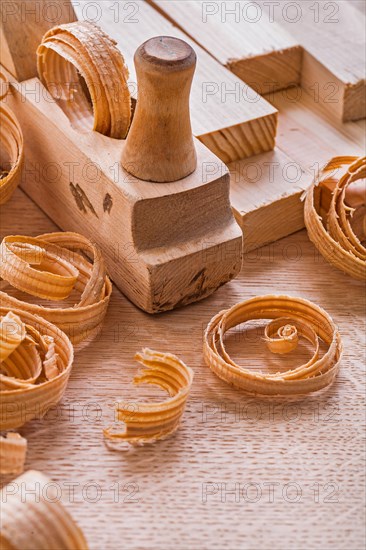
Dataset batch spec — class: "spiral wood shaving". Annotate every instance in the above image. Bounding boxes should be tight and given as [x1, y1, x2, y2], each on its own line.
[104, 349, 194, 445]
[37, 21, 131, 138]
[0, 307, 73, 431]
[0, 433, 27, 475]
[304, 156, 366, 280]
[0, 73, 24, 205]
[203, 295, 342, 396]
[0, 232, 112, 347]
[0, 470, 88, 549]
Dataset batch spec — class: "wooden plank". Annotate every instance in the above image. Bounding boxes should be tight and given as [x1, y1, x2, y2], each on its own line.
[262, 0, 366, 121]
[0, 0, 76, 81]
[1, 188, 365, 550]
[229, 149, 307, 252]
[272, 86, 365, 168]
[230, 86, 365, 251]
[150, 0, 303, 93]
[72, 0, 278, 164]
[152, 0, 365, 122]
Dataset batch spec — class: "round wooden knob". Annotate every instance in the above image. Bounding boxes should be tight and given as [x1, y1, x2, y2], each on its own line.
[121, 36, 197, 183]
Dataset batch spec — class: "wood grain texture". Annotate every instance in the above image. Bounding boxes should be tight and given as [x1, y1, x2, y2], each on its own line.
[0, 0, 76, 81]
[271, 86, 366, 168]
[229, 148, 307, 252]
[150, 0, 303, 93]
[261, 0, 366, 121]
[121, 36, 198, 182]
[154, 0, 365, 122]
[71, 0, 278, 163]
[2, 69, 242, 313]
[229, 86, 365, 252]
[1, 188, 365, 550]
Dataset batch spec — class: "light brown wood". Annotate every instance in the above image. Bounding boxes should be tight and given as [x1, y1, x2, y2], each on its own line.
[154, 0, 365, 122]
[1, 0, 363, 263]
[2, 65, 242, 314]
[142, 0, 366, 251]
[1, 188, 365, 550]
[150, 0, 303, 93]
[121, 36, 197, 182]
[72, 0, 278, 164]
[229, 86, 365, 252]
[1, 5, 364, 548]
[264, 0, 366, 122]
[229, 148, 307, 252]
[2, 1, 363, 258]
[0, 0, 76, 81]
[272, 87, 365, 169]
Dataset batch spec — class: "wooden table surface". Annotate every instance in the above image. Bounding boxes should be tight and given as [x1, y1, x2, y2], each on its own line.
[1, 187, 365, 550]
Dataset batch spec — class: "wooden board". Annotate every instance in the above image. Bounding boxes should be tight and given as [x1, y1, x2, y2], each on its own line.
[229, 85, 365, 252]
[229, 148, 308, 252]
[271, 86, 365, 168]
[265, 0, 366, 121]
[1, 188, 365, 550]
[150, 0, 302, 93]
[71, 0, 278, 164]
[0, 0, 76, 81]
[147, 0, 365, 248]
[153, 0, 365, 122]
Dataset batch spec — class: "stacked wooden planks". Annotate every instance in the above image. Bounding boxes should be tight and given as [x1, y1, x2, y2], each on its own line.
[1, 0, 364, 253]
[271, 0, 366, 122]
[71, 0, 278, 164]
[230, 88, 365, 251]
[147, 0, 365, 250]
[152, 0, 366, 122]
[149, 0, 302, 94]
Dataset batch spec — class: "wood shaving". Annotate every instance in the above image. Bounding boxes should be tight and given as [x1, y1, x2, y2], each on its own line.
[37, 21, 131, 138]
[0, 433, 27, 475]
[0, 311, 26, 362]
[304, 155, 366, 280]
[104, 349, 194, 445]
[204, 295, 342, 396]
[0, 307, 73, 431]
[0, 73, 24, 205]
[0, 470, 88, 549]
[0, 232, 112, 347]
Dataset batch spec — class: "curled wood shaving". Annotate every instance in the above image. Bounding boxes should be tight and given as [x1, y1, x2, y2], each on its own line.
[0, 433, 27, 475]
[37, 21, 131, 138]
[203, 295, 342, 396]
[0, 75, 24, 205]
[304, 156, 366, 280]
[0, 307, 73, 431]
[0, 470, 88, 549]
[104, 349, 194, 445]
[0, 313, 42, 390]
[0, 232, 112, 347]
[0, 236, 78, 301]
[42, 336, 60, 380]
[0, 311, 26, 362]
